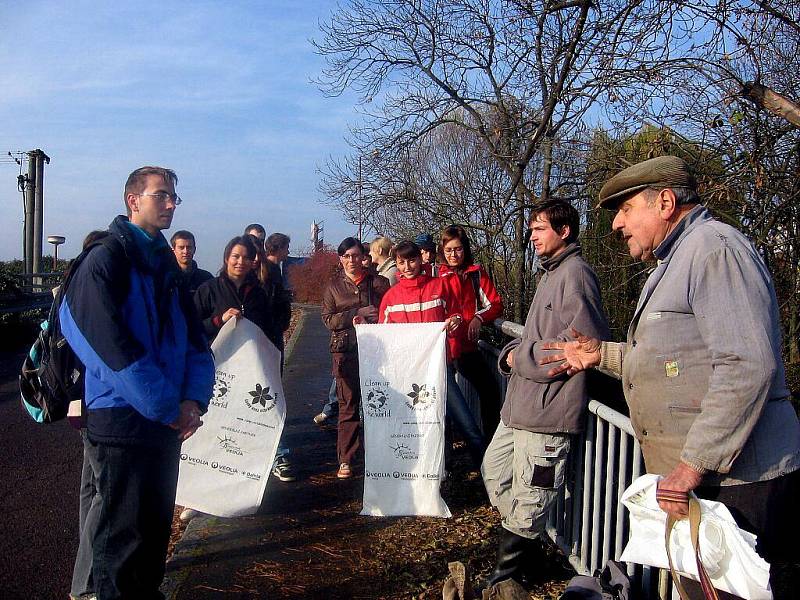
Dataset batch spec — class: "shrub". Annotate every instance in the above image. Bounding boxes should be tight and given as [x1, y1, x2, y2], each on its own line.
[287, 249, 340, 304]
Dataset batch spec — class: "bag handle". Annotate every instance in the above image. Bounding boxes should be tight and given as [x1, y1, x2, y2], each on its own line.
[665, 497, 720, 600]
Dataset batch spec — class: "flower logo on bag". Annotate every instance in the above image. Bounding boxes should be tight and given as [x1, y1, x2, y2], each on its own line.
[245, 383, 276, 412]
[405, 383, 435, 410]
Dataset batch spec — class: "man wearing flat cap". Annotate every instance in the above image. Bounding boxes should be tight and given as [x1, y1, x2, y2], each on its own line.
[543, 155, 800, 594]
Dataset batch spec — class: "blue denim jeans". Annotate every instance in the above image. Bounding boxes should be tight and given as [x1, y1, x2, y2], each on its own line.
[447, 365, 487, 468]
[322, 378, 339, 416]
[85, 435, 181, 600]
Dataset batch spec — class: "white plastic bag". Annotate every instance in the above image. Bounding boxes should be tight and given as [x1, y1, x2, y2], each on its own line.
[620, 474, 772, 599]
[176, 317, 286, 517]
[356, 322, 451, 517]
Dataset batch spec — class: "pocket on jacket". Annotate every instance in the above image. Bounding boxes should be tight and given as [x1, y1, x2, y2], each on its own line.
[520, 433, 570, 489]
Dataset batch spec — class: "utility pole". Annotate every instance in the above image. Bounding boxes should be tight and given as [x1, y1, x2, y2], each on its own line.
[357, 155, 363, 242]
[23, 156, 36, 276]
[32, 149, 49, 281]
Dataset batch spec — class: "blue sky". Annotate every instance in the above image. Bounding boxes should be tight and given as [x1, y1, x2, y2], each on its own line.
[0, 0, 360, 269]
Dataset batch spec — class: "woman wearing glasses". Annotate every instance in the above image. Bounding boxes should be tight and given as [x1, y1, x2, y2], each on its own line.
[438, 225, 504, 436]
[322, 237, 391, 479]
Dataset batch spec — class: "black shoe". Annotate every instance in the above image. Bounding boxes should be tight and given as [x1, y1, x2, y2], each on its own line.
[485, 528, 529, 588]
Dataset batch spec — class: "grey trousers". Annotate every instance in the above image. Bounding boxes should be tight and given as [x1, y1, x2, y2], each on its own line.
[71, 431, 96, 598]
[481, 421, 570, 539]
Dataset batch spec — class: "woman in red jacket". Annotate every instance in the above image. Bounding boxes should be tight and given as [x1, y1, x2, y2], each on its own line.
[377, 241, 486, 467]
[438, 225, 504, 436]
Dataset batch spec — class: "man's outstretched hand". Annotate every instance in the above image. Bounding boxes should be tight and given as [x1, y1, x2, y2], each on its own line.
[539, 328, 602, 376]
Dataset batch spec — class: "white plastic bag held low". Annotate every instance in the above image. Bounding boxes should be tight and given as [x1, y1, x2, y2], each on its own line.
[356, 322, 450, 517]
[620, 474, 772, 599]
[176, 317, 285, 517]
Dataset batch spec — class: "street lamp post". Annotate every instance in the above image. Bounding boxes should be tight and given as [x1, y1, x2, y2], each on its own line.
[47, 235, 65, 269]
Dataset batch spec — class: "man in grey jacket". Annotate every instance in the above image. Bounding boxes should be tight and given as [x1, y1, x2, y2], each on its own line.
[481, 200, 610, 587]
[544, 156, 800, 594]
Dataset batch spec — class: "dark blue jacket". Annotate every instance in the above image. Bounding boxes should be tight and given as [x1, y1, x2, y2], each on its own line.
[59, 216, 215, 445]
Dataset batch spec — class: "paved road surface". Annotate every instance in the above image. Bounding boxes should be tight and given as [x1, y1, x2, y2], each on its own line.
[0, 349, 83, 599]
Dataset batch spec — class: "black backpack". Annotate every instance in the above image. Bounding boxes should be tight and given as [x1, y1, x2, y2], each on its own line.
[19, 236, 124, 423]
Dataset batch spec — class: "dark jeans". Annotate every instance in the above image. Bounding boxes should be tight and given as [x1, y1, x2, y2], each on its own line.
[454, 350, 502, 435]
[446, 365, 487, 468]
[71, 430, 97, 598]
[681, 469, 800, 599]
[333, 352, 362, 465]
[82, 435, 181, 600]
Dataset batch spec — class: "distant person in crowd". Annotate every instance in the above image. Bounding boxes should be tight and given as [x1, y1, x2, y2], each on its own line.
[481, 201, 610, 588]
[61, 166, 214, 599]
[542, 156, 800, 596]
[263, 232, 297, 482]
[322, 237, 390, 479]
[244, 223, 266, 246]
[415, 233, 439, 277]
[69, 229, 112, 600]
[438, 225, 504, 435]
[369, 236, 397, 285]
[264, 233, 293, 355]
[171, 229, 213, 295]
[378, 241, 486, 468]
[361, 242, 376, 274]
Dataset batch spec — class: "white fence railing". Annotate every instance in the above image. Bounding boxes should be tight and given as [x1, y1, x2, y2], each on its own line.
[455, 320, 667, 599]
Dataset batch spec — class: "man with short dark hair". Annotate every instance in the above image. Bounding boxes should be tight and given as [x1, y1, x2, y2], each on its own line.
[545, 155, 800, 595]
[263, 232, 298, 482]
[481, 199, 609, 588]
[60, 166, 215, 599]
[171, 229, 212, 295]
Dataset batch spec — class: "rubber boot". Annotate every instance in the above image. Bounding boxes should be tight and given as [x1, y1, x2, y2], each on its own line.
[486, 528, 529, 588]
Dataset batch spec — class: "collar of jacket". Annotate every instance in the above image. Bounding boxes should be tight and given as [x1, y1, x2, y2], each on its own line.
[109, 215, 174, 277]
[653, 204, 709, 262]
[395, 273, 432, 289]
[539, 242, 582, 272]
[438, 263, 480, 277]
[338, 269, 372, 288]
[377, 258, 396, 274]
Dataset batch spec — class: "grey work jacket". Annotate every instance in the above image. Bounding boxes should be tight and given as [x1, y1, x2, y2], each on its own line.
[498, 243, 610, 433]
[603, 206, 800, 485]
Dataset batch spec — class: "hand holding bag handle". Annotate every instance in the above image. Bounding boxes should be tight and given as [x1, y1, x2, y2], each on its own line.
[665, 497, 720, 600]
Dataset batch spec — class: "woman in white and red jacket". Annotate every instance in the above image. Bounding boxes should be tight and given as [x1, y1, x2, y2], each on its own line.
[377, 241, 486, 467]
[438, 225, 504, 435]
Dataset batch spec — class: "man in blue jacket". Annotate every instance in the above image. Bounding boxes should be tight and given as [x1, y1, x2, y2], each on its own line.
[60, 166, 215, 599]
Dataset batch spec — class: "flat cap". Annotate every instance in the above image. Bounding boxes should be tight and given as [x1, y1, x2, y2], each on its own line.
[597, 155, 696, 209]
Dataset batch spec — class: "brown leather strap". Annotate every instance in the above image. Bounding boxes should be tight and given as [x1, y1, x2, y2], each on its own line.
[665, 497, 720, 600]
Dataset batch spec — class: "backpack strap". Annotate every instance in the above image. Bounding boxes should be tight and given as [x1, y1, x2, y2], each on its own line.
[469, 269, 486, 312]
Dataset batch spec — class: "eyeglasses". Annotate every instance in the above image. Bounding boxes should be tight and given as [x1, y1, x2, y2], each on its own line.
[443, 246, 464, 255]
[138, 192, 182, 206]
[341, 253, 362, 261]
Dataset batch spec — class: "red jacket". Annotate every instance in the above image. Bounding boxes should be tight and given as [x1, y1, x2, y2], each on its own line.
[438, 263, 503, 357]
[378, 273, 461, 361]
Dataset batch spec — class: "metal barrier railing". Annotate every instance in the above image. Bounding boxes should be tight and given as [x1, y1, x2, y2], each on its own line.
[454, 319, 663, 599]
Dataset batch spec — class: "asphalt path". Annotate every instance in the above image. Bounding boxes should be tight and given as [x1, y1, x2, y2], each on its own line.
[0, 349, 83, 599]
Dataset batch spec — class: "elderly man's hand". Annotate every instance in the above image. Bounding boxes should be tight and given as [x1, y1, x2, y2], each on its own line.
[539, 328, 601, 376]
[656, 462, 704, 519]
